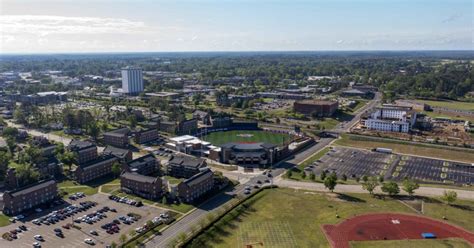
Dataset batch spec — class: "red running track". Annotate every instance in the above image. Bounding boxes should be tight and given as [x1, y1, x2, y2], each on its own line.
[322, 213, 474, 248]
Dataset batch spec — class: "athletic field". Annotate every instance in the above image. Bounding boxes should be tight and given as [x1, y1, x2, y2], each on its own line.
[202, 130, 291, 146]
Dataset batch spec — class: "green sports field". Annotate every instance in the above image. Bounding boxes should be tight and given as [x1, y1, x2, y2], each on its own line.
[202, 130, 292, 146]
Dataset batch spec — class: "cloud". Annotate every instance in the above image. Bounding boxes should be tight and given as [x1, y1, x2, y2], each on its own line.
[0, 15, 147, 36]
[336, 39, 344, 44]
[442, 13, 462, 23]
[191, 36, 198, 41]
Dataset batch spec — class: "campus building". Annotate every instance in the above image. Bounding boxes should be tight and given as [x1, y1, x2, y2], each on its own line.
[215, 142, 277, 167]
[68, 139, 98, 165]
[121, 67, 143, 95]
[166, 155, 207, 179]
[361, 105, 417, 133]
[192, 110, 211, 125]
[103, 146, 133, 165]
[293, 100, 338, 116]
[134, 128, 160, 144]
[120, 172, 163, 200]
[177, 168, 214, 203]
[103, 128, 130, 148]
[73, 155, 118, 183]
[2, 179, 58, 215]
[123, 154, 158, 176]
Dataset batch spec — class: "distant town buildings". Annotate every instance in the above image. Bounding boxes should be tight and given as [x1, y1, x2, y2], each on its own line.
[121, 67, 144, 95]
[293, 100, 339, 117]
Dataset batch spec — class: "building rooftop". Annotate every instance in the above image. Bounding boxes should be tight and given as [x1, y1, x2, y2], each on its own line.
[295, 100, 338, 105]
[181, 168, 213, 187]
[221, 142, 277, 150]
[68, 139, 96, 151]
[78, 154, 116, 170]
[7, 179, 56, 198]
[168, 155, 205, 169]
[104, 127, 130, 137]
[128, 154, 156, 169]
[121, 172, 158, 184]
[103, 146, 130, 158]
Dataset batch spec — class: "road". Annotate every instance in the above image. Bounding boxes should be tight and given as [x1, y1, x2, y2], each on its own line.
[275, 178, 474, 200]
[332, 92, 382, 133]
[5, 120, 72, 146]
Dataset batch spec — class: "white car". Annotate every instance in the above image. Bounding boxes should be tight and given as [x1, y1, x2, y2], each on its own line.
[34, 208, 43, 213]
[32, 242, 41, 247]
[34, 235, 43, 241]
[84, 238, 94, 245]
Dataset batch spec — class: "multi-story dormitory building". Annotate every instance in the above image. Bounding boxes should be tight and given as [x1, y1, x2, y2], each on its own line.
[361, 105, 418, 133]
[68, 139, 118, 183]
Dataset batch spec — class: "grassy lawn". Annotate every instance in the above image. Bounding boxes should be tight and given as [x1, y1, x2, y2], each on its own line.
[0, 214, 11, 227]
[417, 100, 474, 111]
[187, 188, 474, 248]
[351, 238, 472, 248]
[114, 192, 194, 214]
[164, 175, 184, 184]
[422, 110, 474, 122]
[335, 134, 474, 163]
[59, 185, 98, 196]
[101, 184, 120, 194]
[203, 130, 292, 146]
[318, 118, 340, 130]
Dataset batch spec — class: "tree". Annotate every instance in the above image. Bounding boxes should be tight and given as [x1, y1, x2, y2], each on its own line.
[309, 173, 316, 181]
[14, 163, 40, 187]
[324, 172, 338, 192]
[320, 170, 327, 180]
[59, 150, 75, 172]
[111, 162, 121, 178]
[286, 169, 293, 178]
[177, 232, 187, 244]
[442, 191, 457, 206]
[162, 195, 168, 205]
[381, 182, 400, 196]
[301, 171, 306, 179]
[378, 176, 384, 183]
[362, 176, 378, 196]
[87, 121, 100, 141]
[362, 175, 368, 182]
[402, 179, 419, 196]
[110, 242, 117, 248]
[119, 233, 127, 244]
[341, 174, 347, 181]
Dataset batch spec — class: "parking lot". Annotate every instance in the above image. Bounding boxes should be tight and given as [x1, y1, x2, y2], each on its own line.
[0, 193, 167, 248]
[309, 146, 473, 185]
[309, 147, 392, 179]
[392, 156, 473, 184]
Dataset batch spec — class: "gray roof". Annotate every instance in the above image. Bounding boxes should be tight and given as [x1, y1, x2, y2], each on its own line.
[68, 139, 95, 151]
[104, 128, 129, 137]
[103, 146, 130, 158]
[168, 155, 204, 169]
[121, 172, 158, 184]
[182, 168, 213, 187]
[8, 179, 56, 197]
[128, 154, 156, 169]
[79, 155, 116, 170]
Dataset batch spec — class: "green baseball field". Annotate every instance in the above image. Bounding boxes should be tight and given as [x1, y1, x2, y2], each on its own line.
[202, 130, 292, 146]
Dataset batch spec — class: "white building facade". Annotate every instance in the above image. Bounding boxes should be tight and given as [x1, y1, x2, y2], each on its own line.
[121, 67, 143, 94]
[363, 106, 417, 133]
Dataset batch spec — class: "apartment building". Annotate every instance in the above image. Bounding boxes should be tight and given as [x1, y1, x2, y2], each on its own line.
[120, 172, 163, 200]
[68, 139, 98, 165]
[177, 168, 214, 203]
[73, 155, 118, 184]
[123, 154, 158, 176]
[167, 155, 207, 179]
[103, 128, 129, 148]
[2, 179, 58, 215]
[362, 105, 417, 133]
[134, 128, 159, 144]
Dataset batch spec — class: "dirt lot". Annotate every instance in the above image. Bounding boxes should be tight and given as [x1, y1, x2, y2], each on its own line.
[0, 194, 166, 248]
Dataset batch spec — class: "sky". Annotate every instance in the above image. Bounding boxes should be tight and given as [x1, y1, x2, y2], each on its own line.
[0, 0, 472, 53]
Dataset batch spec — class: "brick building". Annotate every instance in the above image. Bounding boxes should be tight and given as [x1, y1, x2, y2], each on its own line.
[103, 145, 133, 165]
[167, 155, 207, 179]
[123, 154, 158, 176]
[120, 172, 163, 200]
[293, 100, 338, 117]
[2, 179, 58, 215]
[103, 128, 130, 148]
[68, 139, 98, 165]
[177, 168, 214, 203]
[134, 128, 159, 144]
[73, 155, 117, 183]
